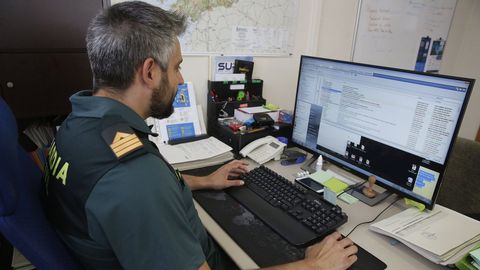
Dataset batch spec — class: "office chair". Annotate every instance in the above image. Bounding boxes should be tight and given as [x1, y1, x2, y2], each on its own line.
[437, 137, 480, 220]
[0, 97, 82, 270]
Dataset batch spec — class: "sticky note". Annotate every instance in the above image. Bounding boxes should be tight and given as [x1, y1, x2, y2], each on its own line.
[404, 198, 426, 211]
[323, 187, 337, 205]
[470, 248, 480, 265]
[309, 170, 334, 184]
[323, 178, 349, 193]
[263, 103, 280, 110]
[338, 192, 359, 204]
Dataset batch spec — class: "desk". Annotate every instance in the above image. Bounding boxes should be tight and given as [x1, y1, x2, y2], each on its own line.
[193, 157, 447, 269]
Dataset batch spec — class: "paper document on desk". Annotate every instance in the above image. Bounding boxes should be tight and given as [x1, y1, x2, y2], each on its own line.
[158, 136, 232, 164]
[171, 151, 234, 171]
[370, 205, 480, 265]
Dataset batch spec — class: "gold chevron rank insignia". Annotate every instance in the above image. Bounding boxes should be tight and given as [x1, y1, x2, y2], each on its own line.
[110, 131, 143, 158]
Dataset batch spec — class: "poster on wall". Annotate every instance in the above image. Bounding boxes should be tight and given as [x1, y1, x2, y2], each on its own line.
[110, 0, 298, 56]
[353, 0, 457, 73]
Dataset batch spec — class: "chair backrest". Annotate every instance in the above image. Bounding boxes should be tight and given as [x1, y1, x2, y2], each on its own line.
[437, 137, 480, 219]
[0, 97, 82, 270]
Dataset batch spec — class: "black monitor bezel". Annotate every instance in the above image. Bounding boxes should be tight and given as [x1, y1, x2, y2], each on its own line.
[289, 55, 474, 210]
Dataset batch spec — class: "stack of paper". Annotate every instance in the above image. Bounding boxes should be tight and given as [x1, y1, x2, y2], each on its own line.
[157, 136, 234, 171]
[370, 205, 480, 265]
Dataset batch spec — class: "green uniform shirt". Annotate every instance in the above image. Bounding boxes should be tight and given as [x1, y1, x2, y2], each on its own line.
[47, 90, 219, 270]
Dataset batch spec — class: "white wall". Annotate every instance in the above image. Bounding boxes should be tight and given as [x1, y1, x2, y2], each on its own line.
[441, 0, 480, 139]
[316, 0, 358, 60]
[181, 0, 480, 140]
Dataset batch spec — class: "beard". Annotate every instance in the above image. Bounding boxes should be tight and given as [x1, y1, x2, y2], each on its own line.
[149, 74, 176, 119]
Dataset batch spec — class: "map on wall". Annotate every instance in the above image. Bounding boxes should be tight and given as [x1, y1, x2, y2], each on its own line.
[111, 0, 298, 55]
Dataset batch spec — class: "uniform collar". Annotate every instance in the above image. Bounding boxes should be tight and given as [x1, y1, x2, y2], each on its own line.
[70, 90, 155, 135]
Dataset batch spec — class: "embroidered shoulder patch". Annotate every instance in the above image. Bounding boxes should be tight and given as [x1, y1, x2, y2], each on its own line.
[102, 123, 143, 159]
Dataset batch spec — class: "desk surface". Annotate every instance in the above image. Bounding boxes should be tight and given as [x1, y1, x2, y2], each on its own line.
[193, 157, 447, 270]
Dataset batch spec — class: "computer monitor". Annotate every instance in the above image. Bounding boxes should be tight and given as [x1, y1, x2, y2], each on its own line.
[291, 55, 474, 210]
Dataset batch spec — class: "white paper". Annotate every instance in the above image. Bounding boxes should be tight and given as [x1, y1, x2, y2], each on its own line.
[158, 137, 232, 164]
[232, 26, 289, 53]
[146, 82, 202, 144]
[402, 237, 480, 265]
[238, 106, 270, 114]
[230, 84, 245, 90]
[370, 205, 480, 263]
[146, 117, 165, 146]
[196, 105, 207, 134]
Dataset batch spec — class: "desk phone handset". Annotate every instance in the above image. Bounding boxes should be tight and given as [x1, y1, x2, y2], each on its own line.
[240, 136, 286, 164]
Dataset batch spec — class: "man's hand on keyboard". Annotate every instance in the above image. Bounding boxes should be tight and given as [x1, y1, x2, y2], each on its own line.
[304, 231, 358, 270]
[204, 160, 249, 190]
[182, 160, 248, 190]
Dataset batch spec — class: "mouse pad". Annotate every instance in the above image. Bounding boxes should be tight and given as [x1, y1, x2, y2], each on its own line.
[193, 189, 386, 269]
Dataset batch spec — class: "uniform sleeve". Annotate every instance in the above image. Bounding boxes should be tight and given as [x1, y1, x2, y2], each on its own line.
[84, 153, 206, 270]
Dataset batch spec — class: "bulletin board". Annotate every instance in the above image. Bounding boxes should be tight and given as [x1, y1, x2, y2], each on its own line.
[352, 0, 457, 72]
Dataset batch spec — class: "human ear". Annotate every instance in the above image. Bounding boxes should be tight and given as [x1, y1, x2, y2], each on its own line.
[140, 57, 160, 88]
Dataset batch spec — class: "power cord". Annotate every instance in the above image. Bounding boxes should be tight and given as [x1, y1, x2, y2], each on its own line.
[336, 179, 367, 198]
[344, 197, 400, 238]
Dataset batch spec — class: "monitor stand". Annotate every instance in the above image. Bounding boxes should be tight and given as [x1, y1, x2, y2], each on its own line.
[348, 175, 391, 206]
[300, 154, 319, 174]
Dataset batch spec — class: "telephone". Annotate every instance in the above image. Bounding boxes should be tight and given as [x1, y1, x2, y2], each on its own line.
[240, 136, 286, 164]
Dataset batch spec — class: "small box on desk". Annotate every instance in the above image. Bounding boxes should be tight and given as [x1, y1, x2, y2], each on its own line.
[213, 124, 291, 154]
[234, 107, 279, 123]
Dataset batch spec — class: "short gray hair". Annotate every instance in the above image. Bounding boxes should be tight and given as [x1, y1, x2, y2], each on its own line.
[86, 1, 186, 91]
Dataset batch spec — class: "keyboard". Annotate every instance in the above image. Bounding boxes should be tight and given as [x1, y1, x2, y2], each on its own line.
[226, 165, 348, 247]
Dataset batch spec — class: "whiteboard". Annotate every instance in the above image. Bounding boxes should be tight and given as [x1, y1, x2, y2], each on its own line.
[353, 0, 457, 72]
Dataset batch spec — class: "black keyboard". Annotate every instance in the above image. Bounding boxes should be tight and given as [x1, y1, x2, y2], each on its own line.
[226, 165, 348, 247]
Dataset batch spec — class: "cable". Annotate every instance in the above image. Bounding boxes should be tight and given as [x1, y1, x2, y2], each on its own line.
[344, 197, 400, 238]
[336, 179, 367, 198]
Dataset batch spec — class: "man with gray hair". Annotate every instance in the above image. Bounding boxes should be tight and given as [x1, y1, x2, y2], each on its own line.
[45, 1, 357, 269]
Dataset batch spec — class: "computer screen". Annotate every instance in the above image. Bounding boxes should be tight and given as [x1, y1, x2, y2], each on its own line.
[291, 55, 474, 209]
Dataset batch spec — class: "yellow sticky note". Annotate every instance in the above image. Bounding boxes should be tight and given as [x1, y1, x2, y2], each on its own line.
[323, 178, 349, 193]
[263, 103, 280, 110]
[309, 170, 334, 184]
[470, 247, 480, 265]
[404, 198, 426, 211]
